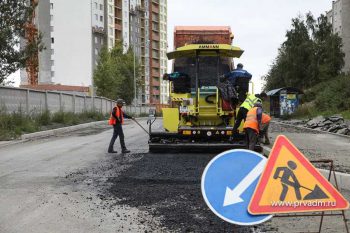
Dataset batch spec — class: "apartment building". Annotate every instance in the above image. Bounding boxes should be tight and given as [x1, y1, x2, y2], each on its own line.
[21, 0, 106, 92]
[327, 0, 350, 73]
[21, 0, 168, 103]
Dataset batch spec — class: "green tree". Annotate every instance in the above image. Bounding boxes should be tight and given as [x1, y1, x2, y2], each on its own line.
[0, 0, 44, 84]
[306, 13, 344, 83]
[263, 13, 344, 91]
[93, 42, 141, 104]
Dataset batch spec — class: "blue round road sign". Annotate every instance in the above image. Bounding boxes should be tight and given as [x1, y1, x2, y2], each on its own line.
[201, 149, 273, 226]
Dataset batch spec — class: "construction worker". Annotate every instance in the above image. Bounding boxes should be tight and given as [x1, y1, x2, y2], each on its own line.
[243, 102, 263, 151]
[233, 92, 267, 133]
[108, 99, 132, 154]
[224, 63, 252, 86]
[260, 113, 271, 145]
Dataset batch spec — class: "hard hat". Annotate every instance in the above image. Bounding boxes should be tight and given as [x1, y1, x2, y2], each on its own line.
[116, 99, 125, 105]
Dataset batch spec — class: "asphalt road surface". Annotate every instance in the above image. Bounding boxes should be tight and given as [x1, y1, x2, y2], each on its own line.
[0, 120, 349, 233]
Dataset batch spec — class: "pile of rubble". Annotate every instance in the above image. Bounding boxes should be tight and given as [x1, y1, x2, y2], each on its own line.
[305, 115, 350, 135]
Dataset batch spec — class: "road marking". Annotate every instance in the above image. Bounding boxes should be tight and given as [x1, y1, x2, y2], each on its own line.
[223, 159, 266, 207]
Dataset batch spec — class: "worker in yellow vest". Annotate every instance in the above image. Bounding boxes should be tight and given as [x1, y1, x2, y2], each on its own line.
[233, 92, 267, 133]
[243, 103, 263, 151]
[108, 99, 133, 153]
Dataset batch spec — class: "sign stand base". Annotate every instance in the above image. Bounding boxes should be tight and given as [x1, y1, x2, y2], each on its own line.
[273, 160, 349, 233]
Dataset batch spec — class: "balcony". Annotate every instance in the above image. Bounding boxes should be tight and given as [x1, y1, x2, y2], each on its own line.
[115, 24, 122, 31]
[136, 5, 145, 12]
[152, 13, 159, 21]
[152, 33, 160, 41]
[152, 61, 159, 67]
[92, 26, 105, 35]
[152, 6, 159, 14]
[151, 89, 160, 95]
[152, 71, 160, 77]
[152, 79, 160, 86]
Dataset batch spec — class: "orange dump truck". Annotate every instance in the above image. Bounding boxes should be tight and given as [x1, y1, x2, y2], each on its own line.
[174, 26, 233, 48]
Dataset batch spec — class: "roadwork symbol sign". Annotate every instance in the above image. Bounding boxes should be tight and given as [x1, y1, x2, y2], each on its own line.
[249, 135, 349, 215]
[201, 149, 272, 226]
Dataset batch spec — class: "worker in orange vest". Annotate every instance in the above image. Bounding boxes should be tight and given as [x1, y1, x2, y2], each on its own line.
[243, 102, 263, 151]
[108, 99, 133, 153]
[260, 112, 271, 145]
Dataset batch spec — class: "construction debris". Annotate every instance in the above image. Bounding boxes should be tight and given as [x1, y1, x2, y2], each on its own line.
[305, 115, 350, 135]
[279, 115, 350, 135]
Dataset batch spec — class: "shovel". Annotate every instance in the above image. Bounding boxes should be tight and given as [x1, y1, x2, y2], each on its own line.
[301, 184, 329, 200]
[279, 177, 329, 200]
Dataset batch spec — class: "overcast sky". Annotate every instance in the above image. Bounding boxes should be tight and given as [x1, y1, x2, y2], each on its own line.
[167, 0, 331, 92]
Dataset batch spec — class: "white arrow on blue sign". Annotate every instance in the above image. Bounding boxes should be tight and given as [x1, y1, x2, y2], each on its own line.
[201, 149, 273, 226]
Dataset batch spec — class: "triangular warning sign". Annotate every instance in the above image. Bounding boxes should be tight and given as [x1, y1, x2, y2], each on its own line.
[249, 135, 349, 214]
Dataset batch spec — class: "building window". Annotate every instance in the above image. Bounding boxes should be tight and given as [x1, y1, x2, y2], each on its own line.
[51, 60, 54, 66]
[51, 49, 54, 55]
[100, 15, 103, 22]
[50, 15, 53, 21]
[51, 71, 55, 77]
[95, 36, 98, 44]
[100, 4, 103, 10]
[50, 26, 54, 32]
[95, 2, 98, 9]
[51, 37, 54, 43]
[95, 14, 98, 20]
[50, 3, 53, 9]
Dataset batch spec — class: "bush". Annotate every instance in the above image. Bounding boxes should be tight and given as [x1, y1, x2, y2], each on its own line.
[314, 75, 350, 112]
[35, 110, 51, 126]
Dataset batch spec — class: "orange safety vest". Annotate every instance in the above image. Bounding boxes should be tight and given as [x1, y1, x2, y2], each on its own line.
[243, 107, 259, 132]
[262, 113, 271, 124]
[108, 107, 124, 125]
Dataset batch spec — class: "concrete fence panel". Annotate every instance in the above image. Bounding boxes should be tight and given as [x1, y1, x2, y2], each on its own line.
[0, 86, 154, 116]
[47, 92, 60, 113]
[28, 90, 46, 113]
[85, 97, 93, 111]
[75, 96, 85, 113]
[0, 87, 27, 113]
[61, 94, 74, 112]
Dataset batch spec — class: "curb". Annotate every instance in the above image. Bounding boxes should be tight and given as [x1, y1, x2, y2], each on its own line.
[0, 120, 108, 149]
[262, 146, 350, 191]
[21, 120, 109, 140]
[273, 120, 350, 139]
[0, 118, 149, 149]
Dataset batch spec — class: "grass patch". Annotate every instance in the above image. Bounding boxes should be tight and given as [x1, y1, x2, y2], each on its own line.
[0, 110, 107, 141]
[289, 74, 350, 120]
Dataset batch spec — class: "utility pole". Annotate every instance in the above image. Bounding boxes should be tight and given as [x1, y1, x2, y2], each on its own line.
[133, 47, 136, 107]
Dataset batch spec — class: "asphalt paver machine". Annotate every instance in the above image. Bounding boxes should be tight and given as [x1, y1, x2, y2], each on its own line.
[148, 44, 261, 153]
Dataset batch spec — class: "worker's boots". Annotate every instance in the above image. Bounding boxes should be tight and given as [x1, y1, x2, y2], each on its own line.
[122, 149, 130, 153]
